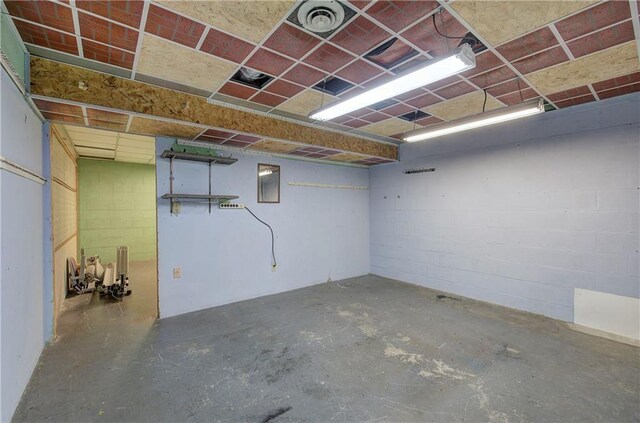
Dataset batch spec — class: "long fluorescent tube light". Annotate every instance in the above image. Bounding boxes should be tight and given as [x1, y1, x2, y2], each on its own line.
[403, 98, 545, 142]
[308, 44, 476, 121]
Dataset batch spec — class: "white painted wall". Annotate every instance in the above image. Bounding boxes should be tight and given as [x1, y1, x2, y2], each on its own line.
[370, 93, 640, 322]
[0, 69, 45, 422]
[574, 288, 640, 341]
[156, 138, 370, 318]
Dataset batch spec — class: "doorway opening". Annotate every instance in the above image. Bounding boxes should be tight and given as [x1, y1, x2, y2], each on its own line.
[50, 124, 158, 338]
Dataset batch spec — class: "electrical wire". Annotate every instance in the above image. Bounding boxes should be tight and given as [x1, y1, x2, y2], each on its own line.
[482, 89, 487, 112]
[245, 207, 277, 267]
[516, 78, 524, 102]
[432, 13, 467, 40]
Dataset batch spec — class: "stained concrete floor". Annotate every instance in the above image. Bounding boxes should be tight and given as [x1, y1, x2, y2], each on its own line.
[14, 272, 640, 422]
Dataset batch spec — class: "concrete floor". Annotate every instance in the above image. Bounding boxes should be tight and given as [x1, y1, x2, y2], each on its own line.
[14, 272, 639, 422]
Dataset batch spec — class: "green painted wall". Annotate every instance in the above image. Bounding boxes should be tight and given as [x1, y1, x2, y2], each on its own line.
[78, 159, 156, 262]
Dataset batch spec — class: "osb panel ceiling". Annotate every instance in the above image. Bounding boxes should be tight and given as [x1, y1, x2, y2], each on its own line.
[425, 91, 503, 121]
[129, 116, 204, 139]
[450, 0, 599, 46]
[7, 0, 640, 147]
[30, 57, 397, 161]
[137, 35, 238, 91]
[156, 0, 296, 44]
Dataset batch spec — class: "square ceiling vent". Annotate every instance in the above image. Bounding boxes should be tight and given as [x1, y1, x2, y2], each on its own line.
[287, 0, 356, 39]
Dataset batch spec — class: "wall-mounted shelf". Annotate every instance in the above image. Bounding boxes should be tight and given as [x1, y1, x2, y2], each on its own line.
[160, 148, 239, 214]
[161, 194, 238, 202]
[160, 150, 237, 165]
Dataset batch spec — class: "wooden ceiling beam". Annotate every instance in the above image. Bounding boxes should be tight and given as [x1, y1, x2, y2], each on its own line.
[30, 57, 397, 160]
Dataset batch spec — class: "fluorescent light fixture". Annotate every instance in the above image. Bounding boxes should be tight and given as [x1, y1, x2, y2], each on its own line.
[259, 169, 273, 177]
[403, 98, 545, 142]
[308, 44, 476, 121]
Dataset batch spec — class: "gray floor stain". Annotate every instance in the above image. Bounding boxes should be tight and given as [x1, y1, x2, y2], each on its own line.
[12, 272, 640, 422]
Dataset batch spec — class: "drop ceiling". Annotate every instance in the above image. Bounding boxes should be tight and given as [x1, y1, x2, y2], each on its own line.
[5, 0, 640, 165]
[61, 124, 156, 164]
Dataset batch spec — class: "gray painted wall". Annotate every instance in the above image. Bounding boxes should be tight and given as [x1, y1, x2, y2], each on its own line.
[0, 69, 46, 422]
[156, 138, 370, 318]
[370, 93, 640, 322]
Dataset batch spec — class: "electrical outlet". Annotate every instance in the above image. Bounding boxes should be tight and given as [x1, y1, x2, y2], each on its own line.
[173, 267, 181, 279]
[219, 202, 245, 209]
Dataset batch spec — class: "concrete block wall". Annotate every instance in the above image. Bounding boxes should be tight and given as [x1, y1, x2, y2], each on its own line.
[370, 94, 640, 322]
[78, 159, 157, 263]
[0, 69, 45, 422]
[156, 137, 370, 318]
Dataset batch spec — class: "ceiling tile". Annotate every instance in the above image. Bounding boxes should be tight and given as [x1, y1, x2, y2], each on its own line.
[451, 0, 598, 46]
[12, 20, 78, 55]
[461, 50, 503, 77]
[393, 88, 428, 102]
[245, 48, 295, 76]
[231, 134, 261, 143]
[554, 93, 596, 108]
[405, 93, 441, 108]
[526, 41, 640, 94]
[360, 111, 391, 123]
[203, 129, 235, 139]
[129, 117, 203, 139]
[156, 1, 295, 44]
[597, 82, 640, 99]
[86, 108, 129, 123]
[328, 152, 367, 162]
[336, 60, 383, 84]
[486, 78, 531, 98]
[555, 1, 631, 41]
[200, 28, 255, 64]
[547, 85, 592, 101]
[42, 112, 85, 125]
[218, 82, 258, 100]
[512, 45, 569, 75]
[305, 44, 356, 73]
[5, 1, 75, 33]
[251, 92, 287, 107]
[567, 20, 635, 58]
[196, 135, 226, 144]
[89, 119, 128, 131]
[592, 71, 640, 91]
[415, 116, 444, 126]
[276, 89, 334, 116]
[469, 66, 518, 89]
[137, 35, 237, 91]
[282, 64, 326, 86]
[425, 91, 503, 121]
[249, 139, 299, 153]
[380, 103, 414, 117]
[76, 1, 144, 28]
[34, 99, 82, 116]
[496, 27, 558, 62]
[365, 1, 439, 32]
[79, 11, 138, 52]
[359, 118, 416, 136]
[263, 23, 321, 60]
[401, 9, 467, 58]
[82, 39, 134, 69]
[222, 140, 252, 148]
[331, 15, 391, 56]
[343, 119, 369, 128]
[364, 38, 416, 69]
[434, 81, 476, 99]
[264, 79, 305, 97]
[145, 4, 205, 48]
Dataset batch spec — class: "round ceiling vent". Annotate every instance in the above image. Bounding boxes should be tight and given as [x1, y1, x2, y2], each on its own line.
[298, 0, 345, 33]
